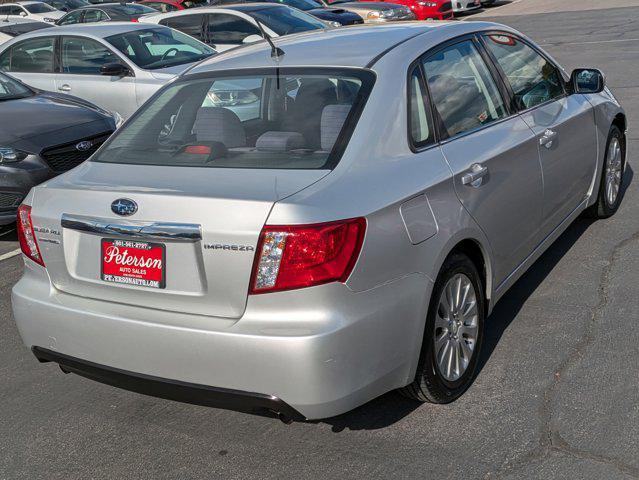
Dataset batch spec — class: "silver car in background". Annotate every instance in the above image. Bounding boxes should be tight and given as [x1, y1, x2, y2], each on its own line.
[12, 22, 626, 420]
[0, 23, 215, 118]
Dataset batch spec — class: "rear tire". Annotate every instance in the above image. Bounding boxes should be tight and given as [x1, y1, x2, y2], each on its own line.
[400, 253, 485, 403]
[585, 125, 625, 219]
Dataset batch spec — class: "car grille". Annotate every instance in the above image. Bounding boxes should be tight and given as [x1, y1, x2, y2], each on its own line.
[41, 132, 112, 173]
[0, 193, 22, 210]
[439, 2, 452, 11]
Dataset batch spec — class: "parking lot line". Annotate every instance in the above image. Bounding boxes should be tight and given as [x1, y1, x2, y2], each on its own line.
[0, 249, 21, 262]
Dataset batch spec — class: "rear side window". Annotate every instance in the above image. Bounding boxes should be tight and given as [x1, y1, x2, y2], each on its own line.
[92, 69, 375, 170]
[483, 34, 564, 110]
[206, 14, 261, 45]
[83, 9, 108, 22]
[0, 37, 55, 73]
[61, 37, 119, 74]
[408, 65, 434, 148]
[422, 40, 507, 139]
[58, 10, 83, 24]
[160, 14, 206, 42]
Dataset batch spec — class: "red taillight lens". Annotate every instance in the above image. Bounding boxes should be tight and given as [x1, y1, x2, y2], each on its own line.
[131, 17, 139, 22]
[16, 204, 45, 267]
[250, 218, 366, 294]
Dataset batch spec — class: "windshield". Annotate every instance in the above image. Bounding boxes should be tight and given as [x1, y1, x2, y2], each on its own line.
[250, 5, 326, 35]
[117, 4, 156, 14]
[106, 27, 214, 70]
[67, 0, 90, 8]
[0, 72, 33, 100]
[92, 69, 374, 170]
[25, 3, 56, 12]
[182, 0, 206, 6]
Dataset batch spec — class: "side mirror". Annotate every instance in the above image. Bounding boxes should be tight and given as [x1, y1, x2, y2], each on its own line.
[242, 34, 262, 44]
[571, 68, 605, 94]
[100, 63, 130, 77]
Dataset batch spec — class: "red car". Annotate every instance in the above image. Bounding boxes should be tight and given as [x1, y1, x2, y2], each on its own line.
[364, 0, 452, 20]
[139, 0, 206, 12]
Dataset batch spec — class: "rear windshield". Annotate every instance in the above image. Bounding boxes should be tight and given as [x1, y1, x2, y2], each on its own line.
[115, 4, 157, 14]
[92, 69, 375, 169]
[0, 22, 53, 37]
[105, 27, 214, 70]
[250, 6, 326, 36]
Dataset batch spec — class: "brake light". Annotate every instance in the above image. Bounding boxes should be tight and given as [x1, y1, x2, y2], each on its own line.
[16, 204, 44, 267]
[250, 218, 366, 294]
[131, 17, 139, 22]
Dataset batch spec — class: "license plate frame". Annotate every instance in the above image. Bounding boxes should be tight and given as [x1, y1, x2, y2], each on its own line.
[101, 238, 166, 289]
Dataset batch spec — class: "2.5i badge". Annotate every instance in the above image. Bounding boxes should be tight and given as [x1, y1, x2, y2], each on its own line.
[101, 239, 165, 289]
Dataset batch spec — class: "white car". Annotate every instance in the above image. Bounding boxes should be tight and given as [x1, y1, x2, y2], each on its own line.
[0, 1, 65, 23]
[0, 22, 215, 119]
[452, 0, 480, 13]
[139, 4, 328, 52]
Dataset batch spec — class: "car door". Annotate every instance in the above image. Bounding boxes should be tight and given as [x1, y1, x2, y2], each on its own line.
[482, 32, 598, 237]
[422, 37, 544, 286]
[159, 13, 206, 43]
[204, 12, 262, 52]
[54, 35, 137, 117]
[0, 36, 57, 91]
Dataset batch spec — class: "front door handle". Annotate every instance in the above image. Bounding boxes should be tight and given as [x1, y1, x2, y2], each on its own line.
[461, 163, 488, 187]
[58, 84, 71, 92]
[539, 128, 557, 148]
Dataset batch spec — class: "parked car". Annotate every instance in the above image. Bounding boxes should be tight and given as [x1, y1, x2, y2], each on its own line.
[12, 22, 626, 421]
[139, 0, 186, 12]
[56, 3, 157, 25]
[452, 0, 480, 13]
[0, 23, 215, 118]
[365, 0, 452, 20]
[0, 18, 53, 44]
[40, 0, 90, 12]
[321, 0, 414, 23]
[225, 0, 363, 26]
[0, 1, 65, 22]
[0, 72, 117, 225]
[140, 4, 328, 52]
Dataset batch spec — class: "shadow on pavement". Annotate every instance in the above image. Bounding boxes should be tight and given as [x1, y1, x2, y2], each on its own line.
[0, 224, 17, 242]
[318, 164, 633, 432]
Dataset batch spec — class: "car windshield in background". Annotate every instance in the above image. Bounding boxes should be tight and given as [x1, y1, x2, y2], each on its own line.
[106, 28, 214, 70]
[117, 4, 157, 14]
[93, 70, 374, 169]
[250, 6, 326, 35]
[267, 0, 323, 12]
[182, 0, 206, 6]
[25, 3, 56, 12]
[66, 0, 90, 8]
[0, 73, 32, 100]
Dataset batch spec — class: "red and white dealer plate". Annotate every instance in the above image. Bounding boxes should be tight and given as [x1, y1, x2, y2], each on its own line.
[101, 238, 165, 289]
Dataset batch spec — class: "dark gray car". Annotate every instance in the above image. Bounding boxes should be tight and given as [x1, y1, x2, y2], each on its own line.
[0, 72, 116, 225]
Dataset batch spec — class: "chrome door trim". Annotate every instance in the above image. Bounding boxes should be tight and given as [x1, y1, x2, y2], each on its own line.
[61, 213, 202, 242]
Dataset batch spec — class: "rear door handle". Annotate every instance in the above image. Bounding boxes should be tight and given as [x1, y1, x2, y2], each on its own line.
[539, 128, 557, 148]
[462, 163, 488, 187]
[58, 84, 71, 92]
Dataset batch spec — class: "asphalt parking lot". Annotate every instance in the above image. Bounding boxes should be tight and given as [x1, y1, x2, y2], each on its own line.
[2, 1, 639, 479]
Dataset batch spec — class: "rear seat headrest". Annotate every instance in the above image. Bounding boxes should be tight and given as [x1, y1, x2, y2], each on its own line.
[321, 104, 351, 152]
[256, 131, 306, 152]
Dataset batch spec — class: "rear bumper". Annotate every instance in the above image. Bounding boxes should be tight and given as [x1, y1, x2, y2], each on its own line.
[32, 346, 304, 422]
[13, 265, 431, 419]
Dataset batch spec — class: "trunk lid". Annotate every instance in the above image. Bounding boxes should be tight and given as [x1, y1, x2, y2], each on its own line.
[32, 161, 328, 319]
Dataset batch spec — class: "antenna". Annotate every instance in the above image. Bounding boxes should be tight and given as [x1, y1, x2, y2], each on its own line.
[254, 19, 284, 60]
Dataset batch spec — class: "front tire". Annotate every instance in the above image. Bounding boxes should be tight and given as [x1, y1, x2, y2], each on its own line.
[585, 125, 625, 219]
[400, 253, 485, 403]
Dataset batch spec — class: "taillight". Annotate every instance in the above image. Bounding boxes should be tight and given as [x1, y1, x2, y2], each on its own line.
[131, 17, 139, 22]
[250, 218, 366, 294]
[17, 204, 44, 267]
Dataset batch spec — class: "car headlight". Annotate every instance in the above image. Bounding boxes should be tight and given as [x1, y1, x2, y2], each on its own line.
[367, 11, 381, 19]
[0, 147, 27, 164]
[417, 1, 438, 6]
[329, 20, 341, 27]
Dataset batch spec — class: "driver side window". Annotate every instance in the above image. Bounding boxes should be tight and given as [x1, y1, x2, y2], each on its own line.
[483, 34, 564, 111]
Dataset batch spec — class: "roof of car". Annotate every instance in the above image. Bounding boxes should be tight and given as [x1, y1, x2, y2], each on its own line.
[188, 21, 503, 74]
[9, 21, 164, 38]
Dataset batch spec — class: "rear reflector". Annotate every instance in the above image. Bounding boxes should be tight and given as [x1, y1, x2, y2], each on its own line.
[250, 218, 366, 294]
[17, 204, 44, 267]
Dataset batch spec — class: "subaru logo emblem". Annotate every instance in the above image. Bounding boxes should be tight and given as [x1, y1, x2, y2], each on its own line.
[75, 141, 92, 152]
[111, 198, 137, 217]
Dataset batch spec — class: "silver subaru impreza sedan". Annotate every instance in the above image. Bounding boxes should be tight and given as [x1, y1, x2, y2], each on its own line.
[12, 21, 626, 421]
